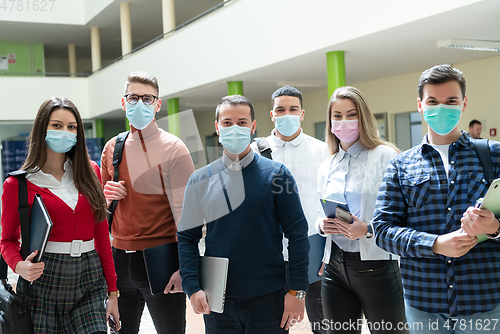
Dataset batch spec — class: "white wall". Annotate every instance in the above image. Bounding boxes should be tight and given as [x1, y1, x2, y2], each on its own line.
[353, 55, 500, 142]
[0, 77, 89, 120]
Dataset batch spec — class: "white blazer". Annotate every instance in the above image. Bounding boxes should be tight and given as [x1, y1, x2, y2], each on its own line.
[316, 144, 399, 262]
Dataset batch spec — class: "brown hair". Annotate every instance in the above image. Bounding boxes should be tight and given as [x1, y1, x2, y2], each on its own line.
[417, 64, 466, 100]
[22, 97, 107, 222]
[124, 71, 160, 96]
[215, 95, 255, 121]
[325, 86, 399, 155]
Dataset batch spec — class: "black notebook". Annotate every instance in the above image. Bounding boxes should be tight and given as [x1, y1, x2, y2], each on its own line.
[29, 194, 53, 263]
[142, 241, 179, 295]
[308, 233, 326, 283]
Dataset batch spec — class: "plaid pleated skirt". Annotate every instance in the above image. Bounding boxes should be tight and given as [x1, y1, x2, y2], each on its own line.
[25, 249, 108, 334]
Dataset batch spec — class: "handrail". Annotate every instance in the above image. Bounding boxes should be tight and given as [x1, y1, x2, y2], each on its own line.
[0, 0, 234, 78]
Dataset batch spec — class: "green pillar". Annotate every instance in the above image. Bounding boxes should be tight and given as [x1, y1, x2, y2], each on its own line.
[168, 97, 181, 137]
[125, 119, 131, 131]
[95, 119, 104, 138]
[227, 81, 243, 96]
[326, 51, 346, 98]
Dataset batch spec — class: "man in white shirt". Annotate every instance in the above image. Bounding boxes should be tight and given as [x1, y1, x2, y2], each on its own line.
[251, 86, 329, 334]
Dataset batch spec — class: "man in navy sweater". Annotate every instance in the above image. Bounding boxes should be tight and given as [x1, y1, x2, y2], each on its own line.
[177, 95, 310, 333]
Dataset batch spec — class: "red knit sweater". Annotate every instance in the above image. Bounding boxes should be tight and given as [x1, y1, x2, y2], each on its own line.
[0, 162, 117, 291]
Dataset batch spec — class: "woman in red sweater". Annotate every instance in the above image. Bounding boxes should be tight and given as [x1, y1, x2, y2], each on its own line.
[0, 97, 120, 334]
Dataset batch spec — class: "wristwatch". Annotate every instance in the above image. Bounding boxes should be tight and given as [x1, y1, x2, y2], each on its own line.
[487, 218, 500, 239]
[108, 290, 120, 298]
[365, 224, 374, 239]
[289, 289, 306, 300]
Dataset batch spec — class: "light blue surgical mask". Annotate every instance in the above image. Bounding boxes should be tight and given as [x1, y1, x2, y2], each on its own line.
[218, 124, 252, 155]
[422, 104, 462, 136]
[126, 100, 155, 130]
[45, 130, 77, 153]
[274, 114, 301, 137]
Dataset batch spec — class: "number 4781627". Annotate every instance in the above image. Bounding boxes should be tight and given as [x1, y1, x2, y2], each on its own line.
[443, 319, 498, 331]
[0, 0, 56, 11]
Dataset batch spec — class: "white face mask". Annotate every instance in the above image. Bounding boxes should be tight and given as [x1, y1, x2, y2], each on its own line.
[218, 124, 252, 154]
[274, 114, 301, 137]
[126, 100, 155, 130]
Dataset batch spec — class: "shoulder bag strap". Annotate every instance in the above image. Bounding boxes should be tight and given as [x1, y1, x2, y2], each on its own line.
[5, 170, 29, 296]
[253, 137, 273, 160]
[107, 131, 130, 232]
[471, 138, 495, 184]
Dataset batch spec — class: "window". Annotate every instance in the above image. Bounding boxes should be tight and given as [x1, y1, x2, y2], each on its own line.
[395, 111, 422, 151]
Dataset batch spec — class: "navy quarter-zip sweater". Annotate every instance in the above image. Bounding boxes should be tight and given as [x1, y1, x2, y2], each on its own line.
[178, 153, 309, 298]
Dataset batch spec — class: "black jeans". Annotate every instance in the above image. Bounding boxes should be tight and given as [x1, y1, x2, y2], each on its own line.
[204, 289, 287, 334]
[321, 242, 408, 334]
[112, 247, 186, 334]
[306, 280, 326, 334]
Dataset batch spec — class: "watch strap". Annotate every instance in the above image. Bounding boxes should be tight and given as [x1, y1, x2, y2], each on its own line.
[487, 218, 500, 239]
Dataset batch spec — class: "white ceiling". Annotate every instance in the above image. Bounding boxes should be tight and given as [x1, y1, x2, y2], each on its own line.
[1, 0, 500, 120]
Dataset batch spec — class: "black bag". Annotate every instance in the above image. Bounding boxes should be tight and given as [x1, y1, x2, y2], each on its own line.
[107, 131, 129, 232]
[252, 137, 273, 160]
[0, 259, 33, 334]
[0, 171, 34, 333]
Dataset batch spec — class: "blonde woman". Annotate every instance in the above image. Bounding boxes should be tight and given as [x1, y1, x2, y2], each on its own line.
[317, 86, 407, 333]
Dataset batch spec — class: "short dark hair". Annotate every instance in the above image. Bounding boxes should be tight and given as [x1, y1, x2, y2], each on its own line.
[215, 95, 255, 121]
[124, 71, 160, 96]
[417, 64, 466, 100]
[272, 86, 303, 109]
[469, 119, 481, 128]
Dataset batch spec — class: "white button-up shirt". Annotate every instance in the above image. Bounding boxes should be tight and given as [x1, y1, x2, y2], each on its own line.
[324, 140, 368, 252]
[26, 160, 79, 210]
[252, 129, 329, 260]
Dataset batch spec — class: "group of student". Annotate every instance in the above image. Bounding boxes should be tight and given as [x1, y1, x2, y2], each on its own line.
[0, 63, 499, 334]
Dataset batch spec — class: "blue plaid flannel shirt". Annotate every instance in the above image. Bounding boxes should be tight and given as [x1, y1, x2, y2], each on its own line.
[373, 131, 500, 317]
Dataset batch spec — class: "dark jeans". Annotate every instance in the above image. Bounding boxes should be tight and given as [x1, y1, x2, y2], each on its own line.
[322, 242, 408, 334]
[112, 247, 186, 334]
[306, 280, 326, 334]
[204, 289, 288, 334]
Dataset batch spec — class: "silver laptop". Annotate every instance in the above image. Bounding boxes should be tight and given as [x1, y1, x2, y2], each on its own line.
[200, 256, 229, 313]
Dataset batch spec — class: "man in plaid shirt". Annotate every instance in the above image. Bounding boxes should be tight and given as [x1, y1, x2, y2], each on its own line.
[373, 64, 500, 333]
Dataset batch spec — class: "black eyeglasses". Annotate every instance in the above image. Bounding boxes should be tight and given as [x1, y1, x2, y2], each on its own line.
[124, 94, 158, 105]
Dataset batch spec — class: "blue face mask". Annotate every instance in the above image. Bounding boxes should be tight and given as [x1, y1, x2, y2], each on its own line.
[218, 124, 252, 155]
[126, 100, 155, 130]
[45, 130, 77, 153]
[274, 114, 301, 137]
[422, 104, 462, 136]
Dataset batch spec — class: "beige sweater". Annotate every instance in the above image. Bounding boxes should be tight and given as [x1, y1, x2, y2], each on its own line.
[101, 120, 194, 250]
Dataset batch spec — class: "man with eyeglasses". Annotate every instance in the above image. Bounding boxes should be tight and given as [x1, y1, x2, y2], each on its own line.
[101, 71, 195, 334]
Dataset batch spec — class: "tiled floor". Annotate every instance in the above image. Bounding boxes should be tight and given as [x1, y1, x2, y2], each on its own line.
[8, 268, 370, 333]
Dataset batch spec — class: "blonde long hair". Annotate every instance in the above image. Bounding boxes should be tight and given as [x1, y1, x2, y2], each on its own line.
[325, 86, 399, 155]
